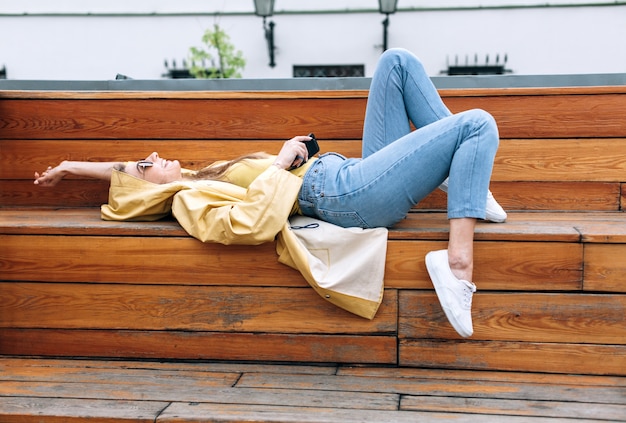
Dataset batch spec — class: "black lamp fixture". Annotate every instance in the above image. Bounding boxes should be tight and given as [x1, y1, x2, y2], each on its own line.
[254, 0, 276, 68]
[378, 0, 398, 52]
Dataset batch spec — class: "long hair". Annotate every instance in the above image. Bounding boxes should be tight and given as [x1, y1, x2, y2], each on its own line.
[190, 152, 270, 181]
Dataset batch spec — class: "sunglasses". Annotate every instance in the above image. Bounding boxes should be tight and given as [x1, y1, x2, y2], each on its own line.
[136, 160, 154, 177]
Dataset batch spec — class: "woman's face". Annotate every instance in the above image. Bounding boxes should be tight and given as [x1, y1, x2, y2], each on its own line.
[126, 152, 182, 184]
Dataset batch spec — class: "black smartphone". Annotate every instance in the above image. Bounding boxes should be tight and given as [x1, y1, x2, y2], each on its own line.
[304, 133, 320, 157]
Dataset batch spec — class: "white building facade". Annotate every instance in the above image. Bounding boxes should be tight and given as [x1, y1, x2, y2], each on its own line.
[1, 0, 625, 80]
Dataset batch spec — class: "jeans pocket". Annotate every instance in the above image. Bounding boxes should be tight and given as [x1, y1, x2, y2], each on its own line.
[316, 208, 368, 228]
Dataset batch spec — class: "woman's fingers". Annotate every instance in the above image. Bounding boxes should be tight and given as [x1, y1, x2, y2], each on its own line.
[34, 166, 58, 186]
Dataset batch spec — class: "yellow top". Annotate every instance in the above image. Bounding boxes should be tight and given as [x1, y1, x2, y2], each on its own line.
[218, 156, 316, 215]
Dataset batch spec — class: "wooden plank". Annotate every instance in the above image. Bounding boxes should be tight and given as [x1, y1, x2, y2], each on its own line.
[440, 86, 626, 97]
[578, 218, 626, 244]
[0, 98, 368, 140]
[0, 89, 372, 100]
[5, 138, 626, 183]
[395, 211, 616, 243]
[0, 397, 166, 423]
[0, 356, 621, 423]
[401, 395, 626, 421]
[0, 364, 240, 387]
[338, 365, 626, 387]
[235, 372, 626, 405]
[444, 92, 626, 138]
[385, 240, 582, 291]
[0, 139, 362, 180]
[399, 292, 626, 344]
[0, 179, 110, 208]
[0, 283, 397, 333]
[0, 180, 621, 211]
[0, 209, 188, 237]
[3, 179, 619, 210]
[0, 234, 304, 285]
[0, 357, 339, 376]
[0, 329, 397, 364]
[584, 244, 626, 292]
[488, 181, 620, 211]
[8, 138, 626, 182]
[0, 233, 583, 291]
[157, 402, 590, 423]
[0, 92, 626, 139]
[0, 383, 400, 413]
[0, 209, 619, 241]
[399, 340, 626, 375]
[492, 138, 626, 182]
[1, 91, 625, 141]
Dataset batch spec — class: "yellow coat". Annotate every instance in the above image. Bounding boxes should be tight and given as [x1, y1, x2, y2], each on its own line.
[101, 166, 387, 319]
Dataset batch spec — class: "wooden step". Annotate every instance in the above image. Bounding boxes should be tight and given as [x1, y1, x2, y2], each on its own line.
[2, 87, 626, 140]
[1, 208, 625, 374]
[2, 138, 625, 210]
[2, 86, 625, 379]
[0, 357, 624, 422]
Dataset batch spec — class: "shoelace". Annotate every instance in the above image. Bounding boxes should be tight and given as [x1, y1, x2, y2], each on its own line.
[462, 284, 476, 309]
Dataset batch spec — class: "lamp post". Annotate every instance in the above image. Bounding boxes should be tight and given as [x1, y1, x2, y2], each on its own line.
[253, 0, 276, 67]
[378, 0, 398, 52]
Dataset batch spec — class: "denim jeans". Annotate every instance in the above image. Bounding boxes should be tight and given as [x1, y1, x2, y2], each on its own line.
[298, 48, 499, 229]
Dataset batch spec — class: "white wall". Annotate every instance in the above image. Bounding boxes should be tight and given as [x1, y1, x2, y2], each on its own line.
[1, 1, 625, 80]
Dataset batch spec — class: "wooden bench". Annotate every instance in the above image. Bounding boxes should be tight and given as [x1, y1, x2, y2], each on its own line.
[1, 85, 626, 422]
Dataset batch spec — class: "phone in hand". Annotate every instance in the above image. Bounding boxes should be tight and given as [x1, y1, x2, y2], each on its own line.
[290, 133, 319, 169]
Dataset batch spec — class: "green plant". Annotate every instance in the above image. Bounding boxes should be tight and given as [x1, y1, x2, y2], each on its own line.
[189, 24, 246, 79]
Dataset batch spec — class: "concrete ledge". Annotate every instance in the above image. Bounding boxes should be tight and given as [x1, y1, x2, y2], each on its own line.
[1, 73, 626, 91]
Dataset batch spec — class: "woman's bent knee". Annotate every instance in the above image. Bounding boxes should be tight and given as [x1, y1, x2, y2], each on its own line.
[463, 109, 499, 146]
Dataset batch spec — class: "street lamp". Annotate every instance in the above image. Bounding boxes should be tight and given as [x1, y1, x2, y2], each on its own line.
[253, 0, 276, 67]
[378, 0, 398, 52]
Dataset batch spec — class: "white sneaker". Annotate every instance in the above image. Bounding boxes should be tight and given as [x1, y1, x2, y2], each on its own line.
[438, 179, 507, 223]
[485, 190, 507, 223]
[425, 249, 476, 338]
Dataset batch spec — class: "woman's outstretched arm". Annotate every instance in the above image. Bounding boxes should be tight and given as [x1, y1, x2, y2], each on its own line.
[34, 161, 123, 186]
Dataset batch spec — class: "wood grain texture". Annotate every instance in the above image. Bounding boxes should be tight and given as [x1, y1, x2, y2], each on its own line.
[584, 244, 626, 292]
[0, 233, 583, 291]
[0, 139, 363, 180]
[2, 86, 626, 383]
[0, 329, 397, 364]
[0, 283, 397, 333]
[400, 395, 626, 420]
[400, 339, 626, 375]
[2, 87, 625, 139]
[492, 138, 626, 182]
[385, 239, 582, 290]
[444, 92, 626, 138]
[0, 234, 300, 285]
[0, 98, 368, 140]
[399, 292, 626, 344]
[3, 179, 619, 210]
[2, 357, 624, 422]
[3, 137, 624, 210]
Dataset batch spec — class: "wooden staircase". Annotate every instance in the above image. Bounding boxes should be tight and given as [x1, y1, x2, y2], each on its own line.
[1, 85, 625, 422]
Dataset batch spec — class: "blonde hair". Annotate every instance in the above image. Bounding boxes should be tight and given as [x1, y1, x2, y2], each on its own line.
[190, 152, 270, 181]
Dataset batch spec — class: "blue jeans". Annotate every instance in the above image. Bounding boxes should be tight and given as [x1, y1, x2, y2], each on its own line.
[298, 48, 499, 229]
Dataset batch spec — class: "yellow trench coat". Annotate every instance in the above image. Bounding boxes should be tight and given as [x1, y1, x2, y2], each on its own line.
[101, 166, 387, 319]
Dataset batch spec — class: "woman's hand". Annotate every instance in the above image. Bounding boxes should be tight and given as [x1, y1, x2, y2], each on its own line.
[34, 162, 69, 186]
[272, 135, 313, 170]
